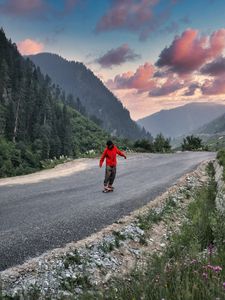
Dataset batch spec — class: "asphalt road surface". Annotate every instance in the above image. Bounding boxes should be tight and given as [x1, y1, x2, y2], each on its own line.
[0, 152, 215, 271]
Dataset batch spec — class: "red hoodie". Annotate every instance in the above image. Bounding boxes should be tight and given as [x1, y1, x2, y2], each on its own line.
[99, 145, 126, 167]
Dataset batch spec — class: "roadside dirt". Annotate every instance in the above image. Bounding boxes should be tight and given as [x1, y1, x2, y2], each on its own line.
[0, 159, 92, 186]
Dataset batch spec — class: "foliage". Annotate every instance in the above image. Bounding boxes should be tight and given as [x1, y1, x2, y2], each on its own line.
[217, 148, 225, 180]
[182, 135, 204, 151]
[153, 133, 171, 153]
[133, 134, 171, 153]
[137, 196, 177, 231]
[217, 148, 225, 167]
[133, 139, 154, 152]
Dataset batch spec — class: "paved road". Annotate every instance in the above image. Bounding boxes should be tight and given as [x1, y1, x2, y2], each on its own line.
[0, 152, 215, 271]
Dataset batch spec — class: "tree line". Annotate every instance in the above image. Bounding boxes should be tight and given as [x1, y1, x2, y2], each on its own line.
[0, 28, 109, 177]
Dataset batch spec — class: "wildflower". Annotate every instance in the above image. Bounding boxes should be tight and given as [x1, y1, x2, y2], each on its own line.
[208, 243, 214, 255]
[213, 266, 222, 272]
[223, 282, 225, 289]
[207, 264, 214, 270]
[191, 259, 197, 264]
[202, 272, 208, 279]
[206, 264, 222, 272]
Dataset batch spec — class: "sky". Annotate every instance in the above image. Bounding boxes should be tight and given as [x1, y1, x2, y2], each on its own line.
[1, 0, 225, 120]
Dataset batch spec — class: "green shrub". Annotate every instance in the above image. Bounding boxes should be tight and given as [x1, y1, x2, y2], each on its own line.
[182, 135, 205, 151]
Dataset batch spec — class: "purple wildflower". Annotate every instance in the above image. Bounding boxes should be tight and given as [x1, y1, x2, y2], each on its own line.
[213, 266, 222, 272]
[191, 259, 197, 264]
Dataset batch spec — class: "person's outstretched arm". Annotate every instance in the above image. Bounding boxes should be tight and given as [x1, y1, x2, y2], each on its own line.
[99, 148, 107, 167]
[116, 147, 126, 159]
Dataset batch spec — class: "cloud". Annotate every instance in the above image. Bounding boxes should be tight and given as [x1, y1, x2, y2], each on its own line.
[156, 28, 225, 74]
[96, 0, 176, 40]
[107, 62, 185, 96]
[200, 56, 225, 76]
[0, 0, 80, 19]
[153, 70, 169, 78]
[149, 76, 184, 96]
[0, 0, 47, 17]
[201, 76, 225, 95]
[183, 82, 200, 96]
[107, 62, 156, 92]
[96, 44, 140, 68]
[17, 39, 44, 55]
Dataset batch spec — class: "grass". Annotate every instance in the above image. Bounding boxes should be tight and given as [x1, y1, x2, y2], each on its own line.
[217, 148, 225, 180]
[61, 274, 92, 293]
[80, 162, 225, 300]
[99, 241, 115, 253]
[63, 249, 82, 268]
[137, 196, 178, 231]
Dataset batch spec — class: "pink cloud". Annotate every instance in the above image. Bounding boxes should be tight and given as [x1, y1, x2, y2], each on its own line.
[17, 39, 44, 55]
[107, 62, 156, 93]
[201, 76, 225, 95]
[156, 28, 225, 74]
[149, 76, 184, 96]
[0, 0, 79, 18]
[96, 44, 140, 68]
[96, 0, 174, 40]
[200, 56, 225, 76]
[0, 0, 46, 16]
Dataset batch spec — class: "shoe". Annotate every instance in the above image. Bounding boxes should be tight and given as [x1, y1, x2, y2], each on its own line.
[102, 186, 113, 193]
[108, 186, 114, 190]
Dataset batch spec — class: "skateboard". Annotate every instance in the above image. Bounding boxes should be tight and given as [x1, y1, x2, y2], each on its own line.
[102, 187, 114, 193]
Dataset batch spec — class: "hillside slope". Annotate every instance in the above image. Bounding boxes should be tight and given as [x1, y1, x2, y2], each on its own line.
[0, 28, 108, 177]
[196, 113, 225, 134]
[29, 53, 150, 140]
[137, 102, 225, 138]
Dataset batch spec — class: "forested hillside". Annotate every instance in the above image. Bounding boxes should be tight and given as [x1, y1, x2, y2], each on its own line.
[0, 28, 109, 177]
[29, 53, 151, 140]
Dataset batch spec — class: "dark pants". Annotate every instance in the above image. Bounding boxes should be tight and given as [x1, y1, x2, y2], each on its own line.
[104, 166, 116, 187]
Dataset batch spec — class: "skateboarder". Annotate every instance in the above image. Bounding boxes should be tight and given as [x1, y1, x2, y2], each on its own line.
[99, 140, 126, 192]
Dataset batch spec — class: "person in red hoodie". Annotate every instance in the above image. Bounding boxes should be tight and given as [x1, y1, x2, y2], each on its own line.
[99, 140, 126, 192]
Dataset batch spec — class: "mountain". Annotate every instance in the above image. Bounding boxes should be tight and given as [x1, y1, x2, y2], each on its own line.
[196, 113, 225, 135]
[137, 102, 225, 138]
[192, 113, 225, 150]
[0, 28, 110, 177]
[28, 53, 150, 140]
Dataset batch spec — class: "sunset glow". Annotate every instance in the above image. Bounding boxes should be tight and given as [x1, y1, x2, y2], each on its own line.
[1, 0, 225, 119]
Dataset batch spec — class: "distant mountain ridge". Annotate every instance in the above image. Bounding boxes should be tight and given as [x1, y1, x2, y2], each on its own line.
[137, 103, 225, 138]
[195, 113, 225, 135]
[29, 53, 150, 140]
